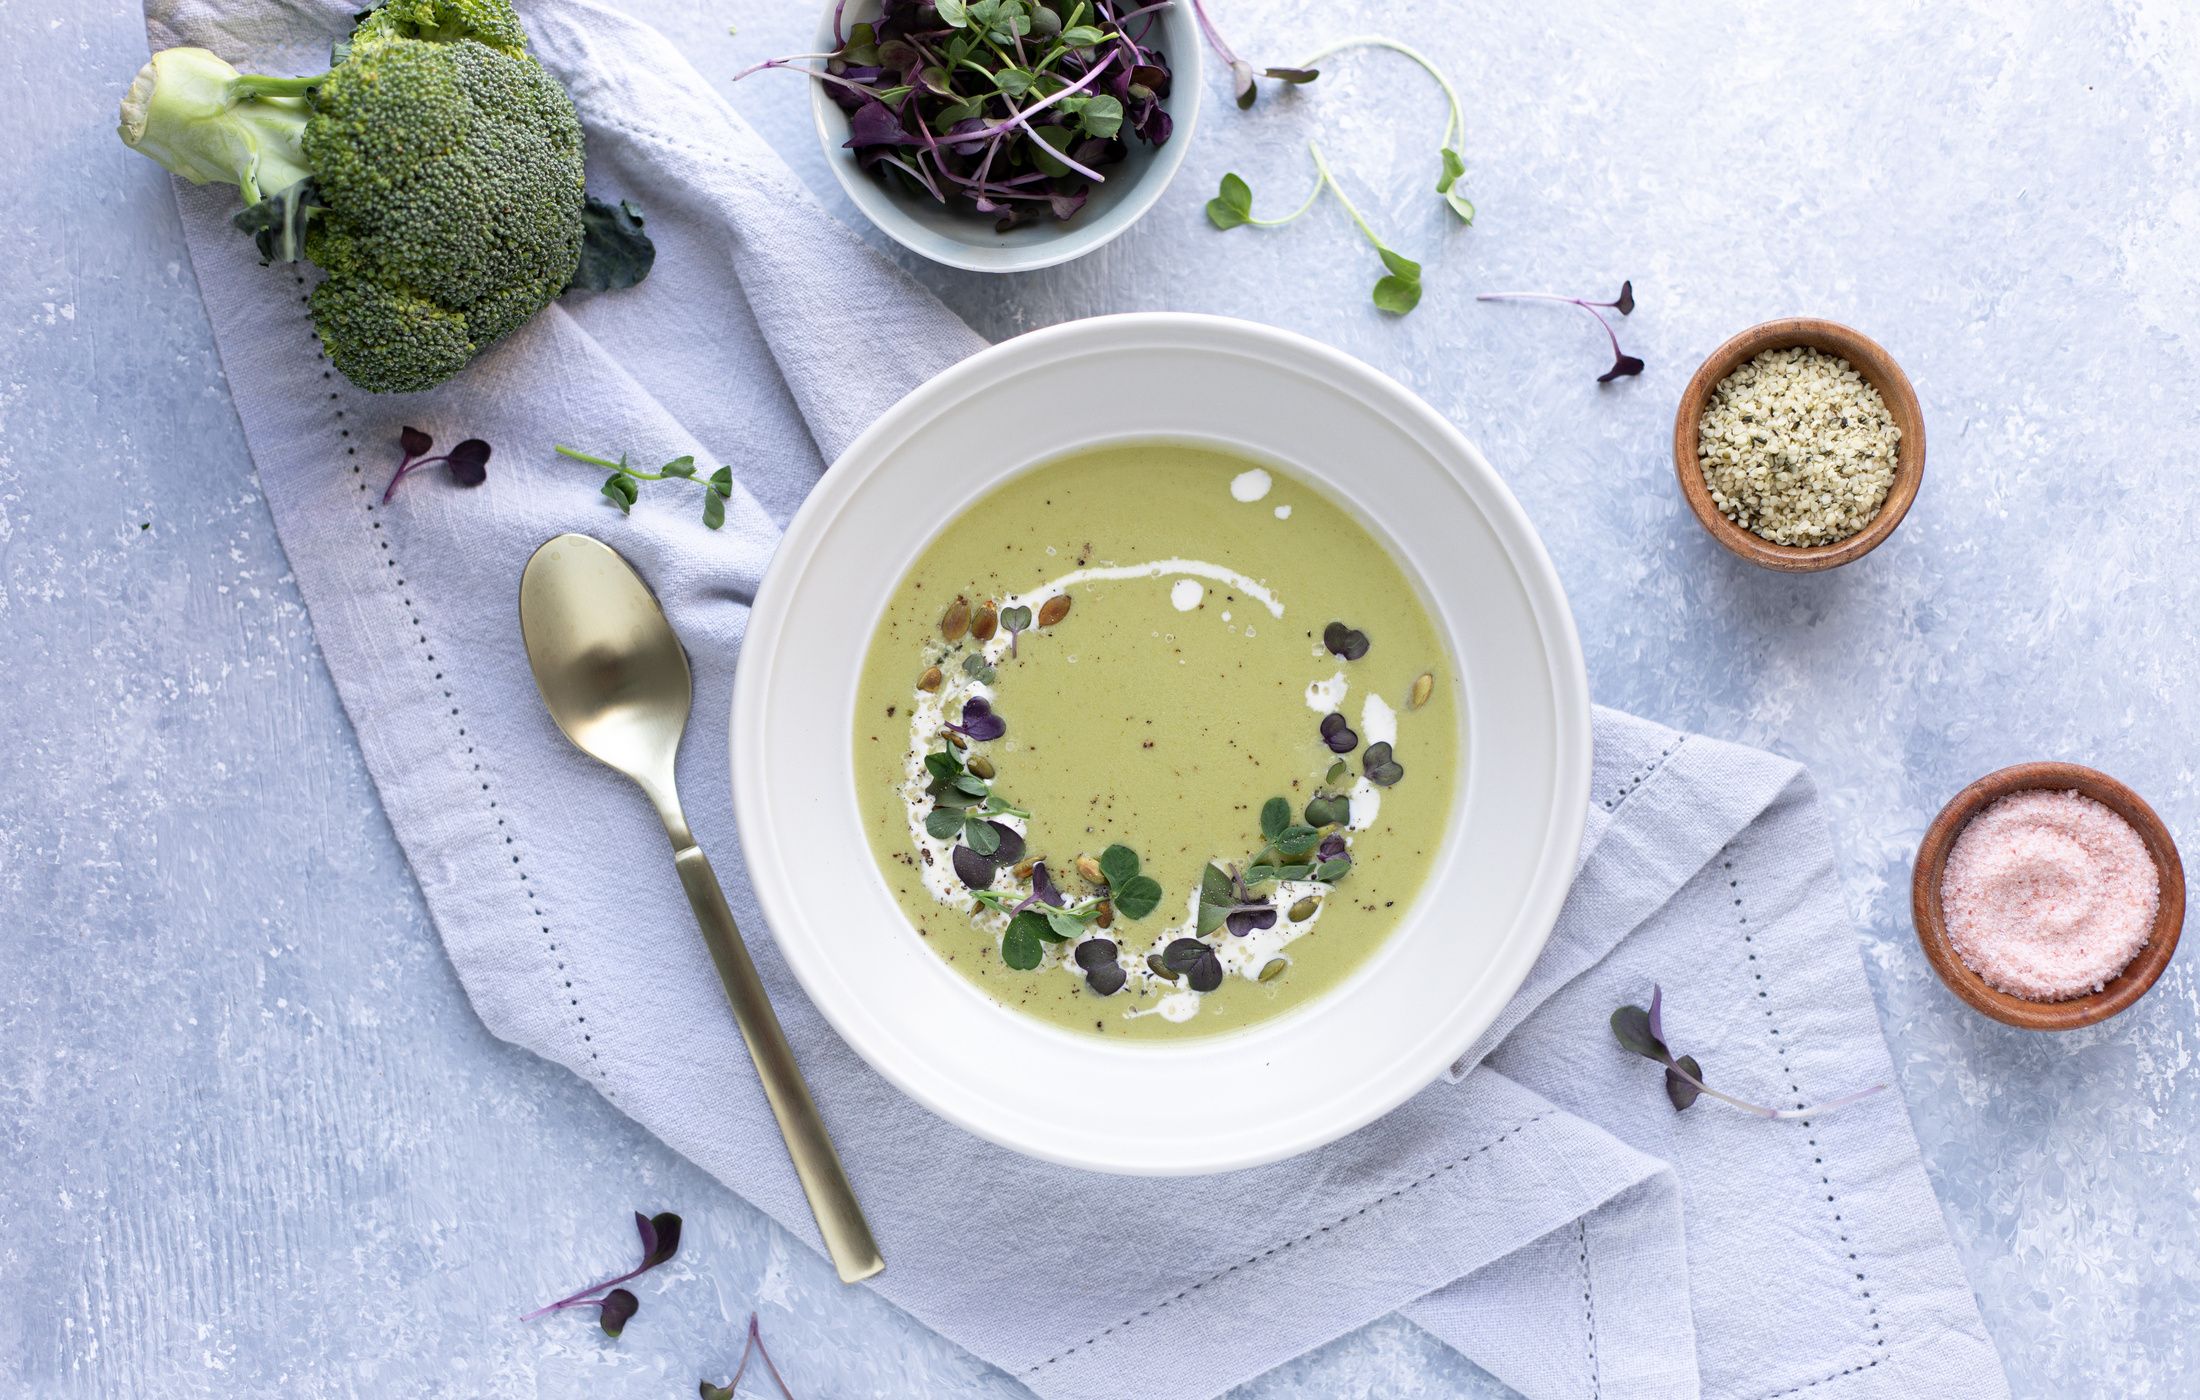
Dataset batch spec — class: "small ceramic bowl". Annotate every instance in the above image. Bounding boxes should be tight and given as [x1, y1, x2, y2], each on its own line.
[1673, 318, 1925, 571]
[807, 0, 1202, 273]
[1911, 762, 2185, 1030]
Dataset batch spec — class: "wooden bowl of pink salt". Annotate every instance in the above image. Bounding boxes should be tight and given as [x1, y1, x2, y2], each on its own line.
[1912, 763, 2184, 1030]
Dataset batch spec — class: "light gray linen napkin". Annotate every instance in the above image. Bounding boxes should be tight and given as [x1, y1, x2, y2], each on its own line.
[146, 1, 2009, 1396]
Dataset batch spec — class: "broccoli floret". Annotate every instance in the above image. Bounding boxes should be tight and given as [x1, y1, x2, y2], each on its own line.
[117, 0, 643, 395]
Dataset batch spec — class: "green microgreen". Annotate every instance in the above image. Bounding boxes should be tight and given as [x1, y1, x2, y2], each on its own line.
[961, 653, 998, 684]
[1096, 843, 1163, 920]
[1203, 36, 1472, 314]
[1611, 986, 1888, 1118]
[1304, 793, 1351, 828]
[522, 1211, 682, 1338]
[555, 444, 734, 529]
[998, 603, 1034, 656]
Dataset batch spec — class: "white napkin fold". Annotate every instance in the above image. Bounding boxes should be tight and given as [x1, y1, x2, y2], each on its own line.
[145, 1, 2009, 1395]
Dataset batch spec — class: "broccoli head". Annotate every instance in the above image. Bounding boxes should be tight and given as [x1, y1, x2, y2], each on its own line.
[118, 0, 648, 394]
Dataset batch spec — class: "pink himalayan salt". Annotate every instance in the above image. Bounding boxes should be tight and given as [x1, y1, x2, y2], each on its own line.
[1940, 789, 2160, 1002]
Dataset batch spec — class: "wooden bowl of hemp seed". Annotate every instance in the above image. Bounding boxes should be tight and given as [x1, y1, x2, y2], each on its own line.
[1673, 318, 1925, 571]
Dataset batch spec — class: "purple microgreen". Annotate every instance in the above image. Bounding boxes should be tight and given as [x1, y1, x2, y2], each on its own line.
[1611, 985, 1888, 1120]
[951, 843, 996, 890]
[1362, 741, 1404, 787]
[1187, 0, 1320, 109]
[523, 1211, 684, 1335]
[1317, 832, 1348, 863]
[597, 1289, 640, 1338]
[1319, 711, 1359, 753]
[1225, 904, 1277, 937]
[1322, 621, 1371, 661]
[1074, 937, 1125, 995]
[734, 0, 1171, 231]
[700, 1313, 796, 1400]
[383, 427, 493, 502]
[1475, 283, 1644, 384]
[986, 822, 1025, 866]
[1023, 859, 1066, 909]
[556, 445, 733, 528]
[945, 695, 1006, 742]
[1161, 936, 1224, 992]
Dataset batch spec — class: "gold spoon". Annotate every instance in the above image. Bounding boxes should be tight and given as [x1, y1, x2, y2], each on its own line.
[519, 532, 884, 1284]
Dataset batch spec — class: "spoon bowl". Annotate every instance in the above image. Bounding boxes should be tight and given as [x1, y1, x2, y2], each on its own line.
[520, 534, 692, 822]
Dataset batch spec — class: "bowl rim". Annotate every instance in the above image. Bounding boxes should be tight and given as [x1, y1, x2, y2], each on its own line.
[1910, 761, 2185, 1030]
[731, 312, 1592, 1173]
[1672, 317, 1925, 572]
[806, 0, 1203, 273]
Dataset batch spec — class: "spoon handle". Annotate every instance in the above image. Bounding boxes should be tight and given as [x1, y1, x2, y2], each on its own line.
[671, 844, 885, 1283]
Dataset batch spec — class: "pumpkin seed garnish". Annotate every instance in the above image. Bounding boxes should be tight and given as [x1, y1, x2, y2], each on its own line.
[1410, 671, 1434, 709]
[1288, 896, 1320, 921]
[1147, 953, 1180, 982]
[966, 754, 996, 780]
[1038, 594, 1072, 627]
[1258, 958, 1288, 983]
[940, 595, 970, 642]
[1075, 854, 1105, 885]
[972, 600, 999, 641]
[1326, 759, 1349, 786]
[916, 665, 943, 692]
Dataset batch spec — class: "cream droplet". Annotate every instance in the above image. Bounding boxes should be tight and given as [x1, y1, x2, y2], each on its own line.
[1274, 504, 1292, 519]
[1170, 578, 1204, 611]
[1230, 468, 1273, 502]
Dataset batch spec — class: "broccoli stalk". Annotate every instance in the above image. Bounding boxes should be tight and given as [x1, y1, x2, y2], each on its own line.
[114, 1, 651, 396]
[117, 48, 319, 205]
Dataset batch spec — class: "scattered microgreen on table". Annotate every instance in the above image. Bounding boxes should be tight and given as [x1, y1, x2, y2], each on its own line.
[699, 1313, 796, 1400]
[382, 426, 490, 502]
[1477, 282, 1644, 382]
[521, 1211, 682, 1338]
[1185, 0, 1317, 108]
[1201, 35, 1474, 313]
[734, 0, 1175, 230]
[1611, 986, 1887, 1117]
[555, 445, 736, 528]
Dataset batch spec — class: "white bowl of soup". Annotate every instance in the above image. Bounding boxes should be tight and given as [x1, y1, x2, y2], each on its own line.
[733, 314, 1590, 1175]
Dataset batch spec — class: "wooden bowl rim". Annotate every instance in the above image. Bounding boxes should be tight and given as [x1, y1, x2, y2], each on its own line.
[1910, 762, 2185, 1031]
[1673, 317, 1926, 572]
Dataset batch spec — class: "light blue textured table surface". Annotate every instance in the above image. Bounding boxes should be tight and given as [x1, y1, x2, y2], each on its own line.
[4, 1, 2195, 1395]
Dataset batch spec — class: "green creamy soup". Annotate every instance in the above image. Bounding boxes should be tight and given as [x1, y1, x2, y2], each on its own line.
[853, 442, 1459, 1040]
